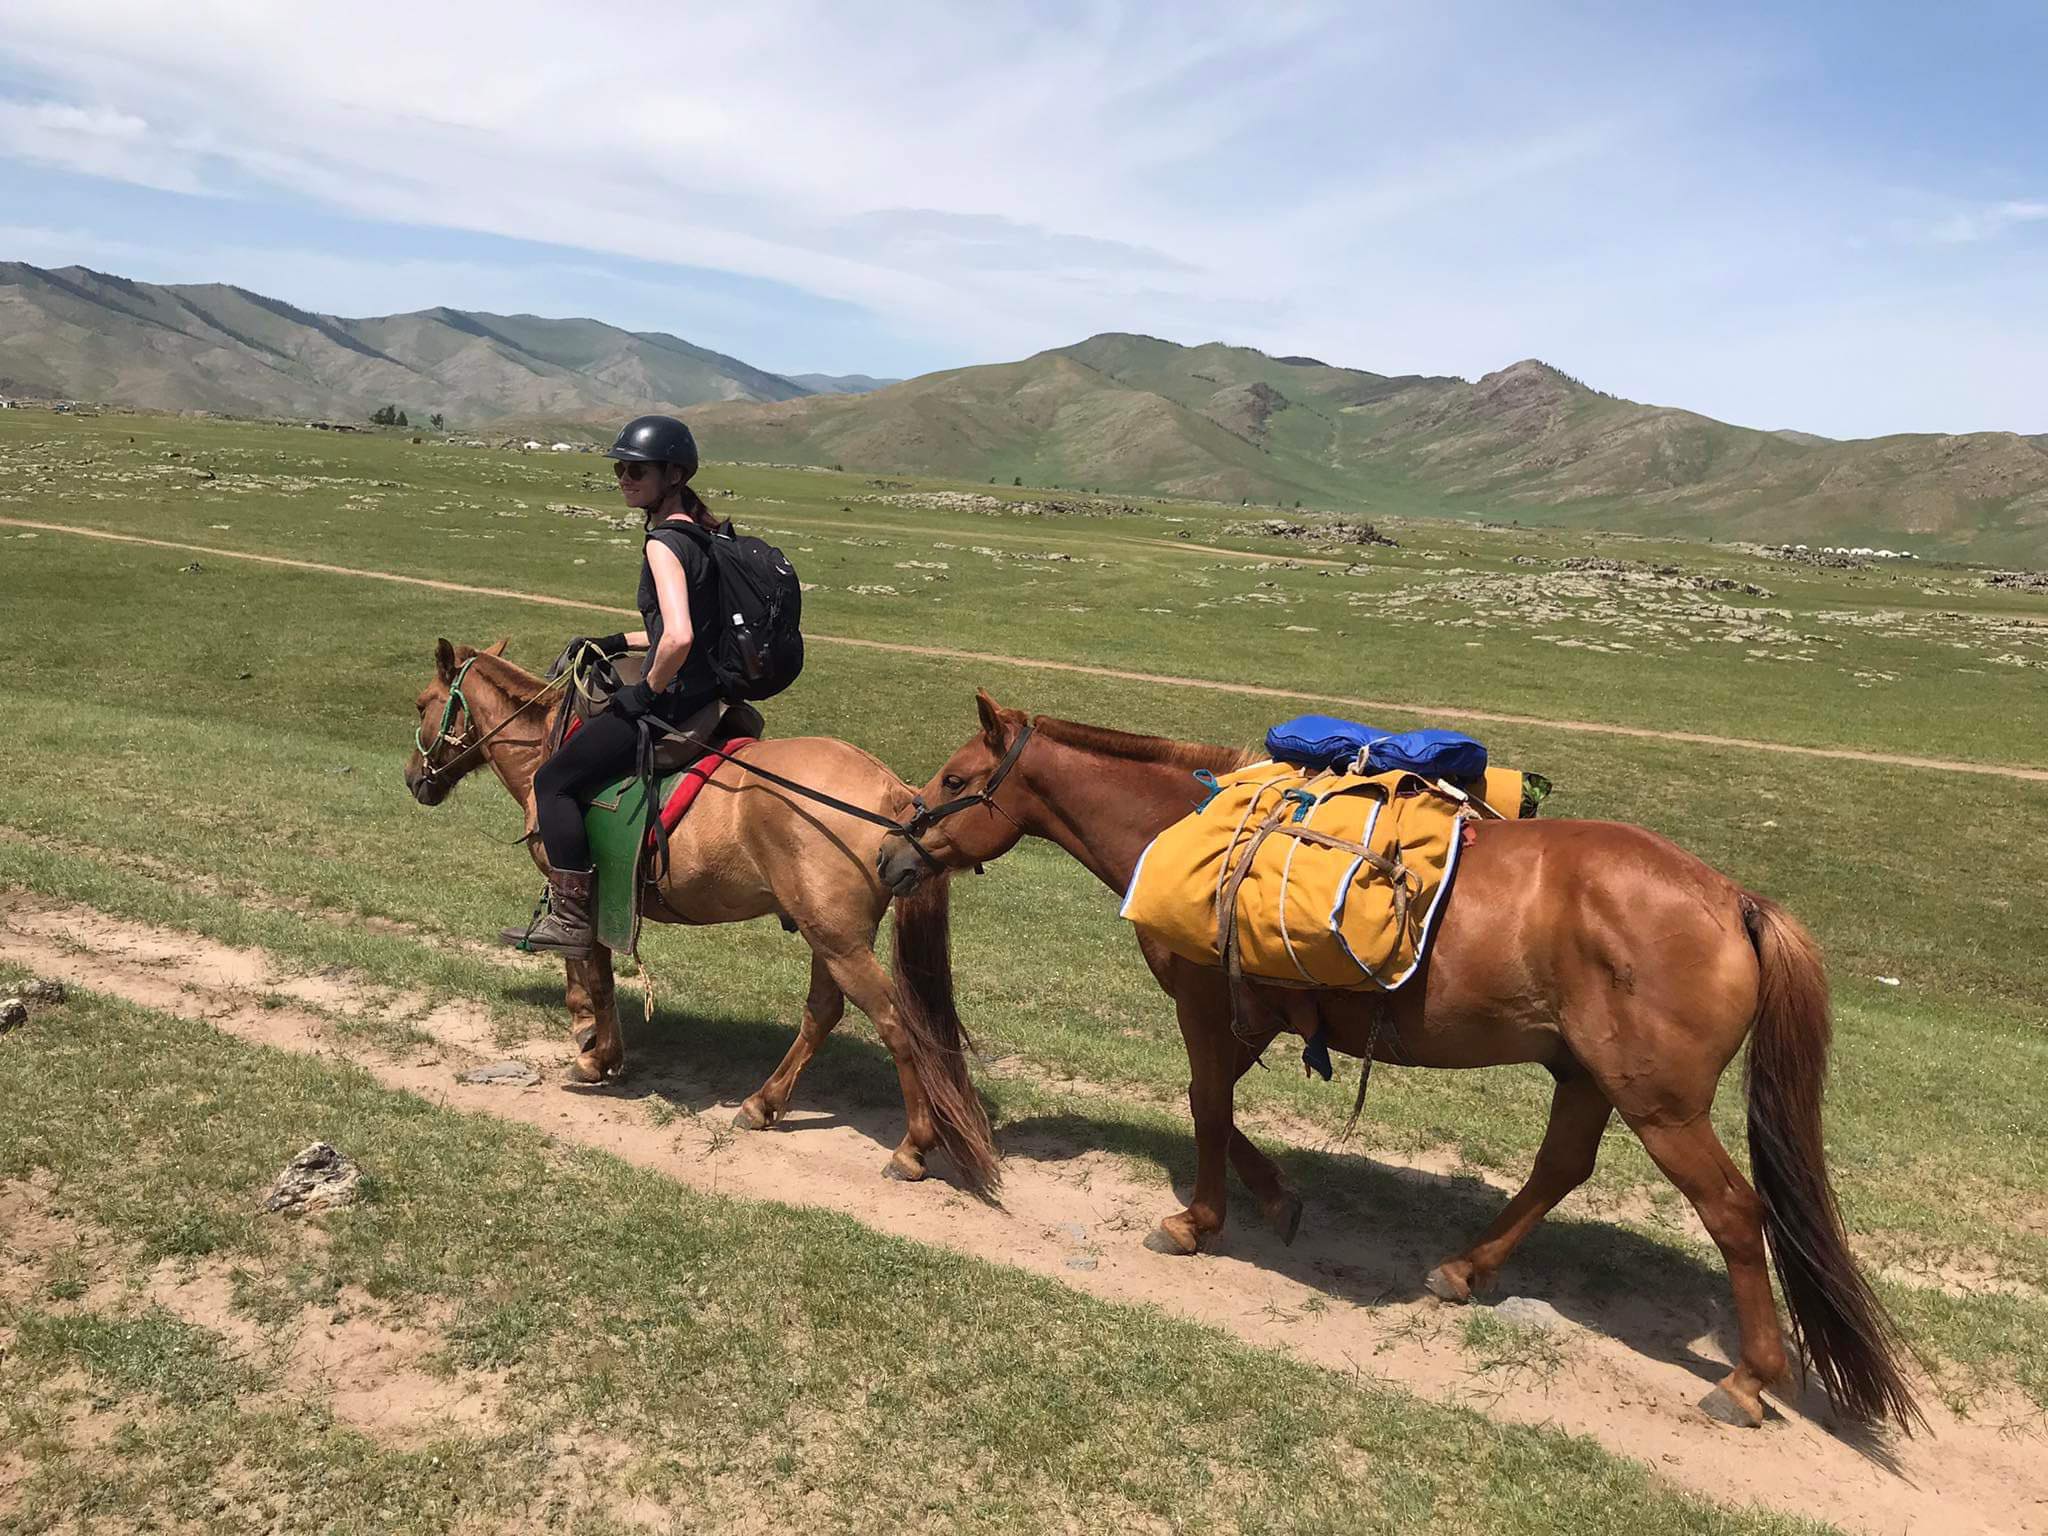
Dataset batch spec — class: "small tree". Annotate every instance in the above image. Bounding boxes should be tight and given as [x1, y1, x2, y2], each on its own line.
[1012, 475, 1023, 487]
[429, 412, 444, 430]
[397, 409, 410, 428]
[370, 404, 396, 426]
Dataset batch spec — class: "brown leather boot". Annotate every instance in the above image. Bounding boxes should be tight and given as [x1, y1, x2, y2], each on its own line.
[500, 868, 597, 958]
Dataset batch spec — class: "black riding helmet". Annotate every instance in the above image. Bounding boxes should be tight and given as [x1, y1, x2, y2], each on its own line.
[604, 414, 699, 482]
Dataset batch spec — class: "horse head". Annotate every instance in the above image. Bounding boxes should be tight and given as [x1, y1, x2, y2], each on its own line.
[877, 690, 1035, 895]
[403, 636, 514, 806]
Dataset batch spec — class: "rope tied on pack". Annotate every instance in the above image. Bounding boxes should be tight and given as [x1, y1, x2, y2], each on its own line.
[1206, 776, 1429, 1139]
[1214, 782, 1422, 1038]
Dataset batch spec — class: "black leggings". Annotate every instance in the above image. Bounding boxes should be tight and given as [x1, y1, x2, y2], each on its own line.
[533, 701, 710, 870]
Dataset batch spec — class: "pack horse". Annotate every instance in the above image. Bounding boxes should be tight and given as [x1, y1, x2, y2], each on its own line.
[877, 691, 1922, 1434]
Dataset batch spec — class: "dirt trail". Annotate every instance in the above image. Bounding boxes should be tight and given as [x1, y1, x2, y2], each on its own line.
[3, 896, 2040, 1535]
[7, 516, 2044, 785]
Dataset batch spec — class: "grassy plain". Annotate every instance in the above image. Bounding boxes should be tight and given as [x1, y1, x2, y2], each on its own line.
[0, 980, 1834, 1535]
[2, 411, 2046, 1525]
[4, 412, 2045, 764]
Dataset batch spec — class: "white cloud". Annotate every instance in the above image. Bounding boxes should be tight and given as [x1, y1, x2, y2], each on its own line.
[0, 3, 2042, 433]
[1926, 199, 2048, 244]
[0, 99, 210, 194]
[0, 1, 1493, 355]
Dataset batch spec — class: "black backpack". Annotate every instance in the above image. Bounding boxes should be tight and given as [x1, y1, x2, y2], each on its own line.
[661, 521, 805, 702]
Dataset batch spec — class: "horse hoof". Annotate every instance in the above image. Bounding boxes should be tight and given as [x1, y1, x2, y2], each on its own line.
[1424, 1266, 1471, 1303]
[563, 1052, 625, 1087]
[1143, 1226, 1198, 1256]
[883, 1155, 928, 1182]
[733, 1102, 772, 1131]
[1699, 1385, 1764, 1429]
[1264, 1195, 1304, 1246]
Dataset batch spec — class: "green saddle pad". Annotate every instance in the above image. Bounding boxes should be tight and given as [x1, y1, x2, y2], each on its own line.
[584, 770, 684, 953]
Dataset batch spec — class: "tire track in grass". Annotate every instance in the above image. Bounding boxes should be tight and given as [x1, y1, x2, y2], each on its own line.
[4, 892, 2045, 1536]
[8, 514, 2046, 784]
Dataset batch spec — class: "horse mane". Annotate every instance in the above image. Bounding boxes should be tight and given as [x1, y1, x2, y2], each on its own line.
[1030, 714, 1252, 775]
[458, 648, 573, 738]
[465, 648, 543, 692]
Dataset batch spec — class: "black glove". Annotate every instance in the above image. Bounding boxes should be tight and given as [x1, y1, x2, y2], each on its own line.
[609, 679, 658, 720]
[568, 632, 628, 657]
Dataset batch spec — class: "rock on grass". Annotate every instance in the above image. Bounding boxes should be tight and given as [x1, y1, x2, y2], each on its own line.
[264, 1142, 362, 1214]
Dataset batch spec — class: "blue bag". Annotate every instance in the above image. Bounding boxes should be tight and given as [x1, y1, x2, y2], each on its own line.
[1265, 714, 1384, 770]
[1364, 729, 1488, 781]
[1266, 714, 1488, 781]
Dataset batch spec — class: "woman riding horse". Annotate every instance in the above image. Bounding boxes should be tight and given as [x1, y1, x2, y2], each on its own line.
[503, 414, 726, 957]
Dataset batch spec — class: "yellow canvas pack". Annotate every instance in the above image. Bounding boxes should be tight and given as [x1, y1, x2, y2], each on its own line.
[1120, 760, 1521, 991]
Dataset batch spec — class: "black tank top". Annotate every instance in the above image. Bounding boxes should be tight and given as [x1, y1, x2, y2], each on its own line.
[637, 516, 723, 701]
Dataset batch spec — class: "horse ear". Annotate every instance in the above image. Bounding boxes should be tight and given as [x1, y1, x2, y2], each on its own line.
[435, 638, 457, 683]
[483, 637, 509, 657]
[975, 689, 1005, 743]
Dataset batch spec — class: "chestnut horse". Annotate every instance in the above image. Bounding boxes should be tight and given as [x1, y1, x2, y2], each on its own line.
[877, 691, 1918, 1432]
[402, 640, 997, 1192]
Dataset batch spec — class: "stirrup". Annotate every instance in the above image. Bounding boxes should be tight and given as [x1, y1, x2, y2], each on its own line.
[506, 885, 550, 953]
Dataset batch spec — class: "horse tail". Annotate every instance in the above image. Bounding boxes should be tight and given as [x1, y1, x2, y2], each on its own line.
[1740, 891, 1923, 1432]
[889, 874, 1002, 1197]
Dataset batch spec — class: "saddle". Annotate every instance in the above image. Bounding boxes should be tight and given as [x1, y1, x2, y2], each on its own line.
[545, 641, 765, 953]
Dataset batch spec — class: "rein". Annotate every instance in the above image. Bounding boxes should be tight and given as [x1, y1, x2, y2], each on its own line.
[420, 647, 1037, 875]
[638, 717, 1036, 872]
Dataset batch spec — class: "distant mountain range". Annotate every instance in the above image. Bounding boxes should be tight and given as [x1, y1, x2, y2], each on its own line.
[697, 334, 2048, 558]
[0, 262, 810, 422]
[5, 262, 2044, 557]
[782, 373, 900, 396]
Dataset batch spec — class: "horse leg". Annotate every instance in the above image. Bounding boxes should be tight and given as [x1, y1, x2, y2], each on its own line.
[1219, 1029, 1304, 1243]
[1628, 1115, 1790, 1429]
[735, 952, 846, 1131]
[563, 948, 624, 1083]
[1425, 1071, 1612, 1302]
[820, 945, 939, 1183]
[1145, 980, 1238, 1256]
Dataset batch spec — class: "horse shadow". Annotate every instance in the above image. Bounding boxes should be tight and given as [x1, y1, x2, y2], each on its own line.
[525, 988, 1892, 1453]
[555, 989, 926, 1142]
[1002, 1106, 1895, 1454]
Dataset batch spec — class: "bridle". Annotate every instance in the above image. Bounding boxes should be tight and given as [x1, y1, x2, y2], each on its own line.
[412, 656, 571, 790]
[414, 655, 481, 768]
[896, 721, 1035, 870]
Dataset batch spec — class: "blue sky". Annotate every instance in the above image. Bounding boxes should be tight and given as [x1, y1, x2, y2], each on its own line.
[2, 1, 2042, 437]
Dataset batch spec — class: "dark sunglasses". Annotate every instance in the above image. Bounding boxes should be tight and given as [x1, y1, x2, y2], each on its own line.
[613, 461, 657, 481]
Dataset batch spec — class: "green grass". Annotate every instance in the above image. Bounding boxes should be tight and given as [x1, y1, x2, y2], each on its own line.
[5, 411, 2045, 764]
[4, 421, 2048, 1409]
[2, 406, 2046, 1471]
[0, 982, 1833, 1535]
[10, 1307, 255, 1406]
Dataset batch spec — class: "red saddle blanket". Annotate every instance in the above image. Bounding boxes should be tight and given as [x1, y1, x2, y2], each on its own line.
[658, 739, 756, 832]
